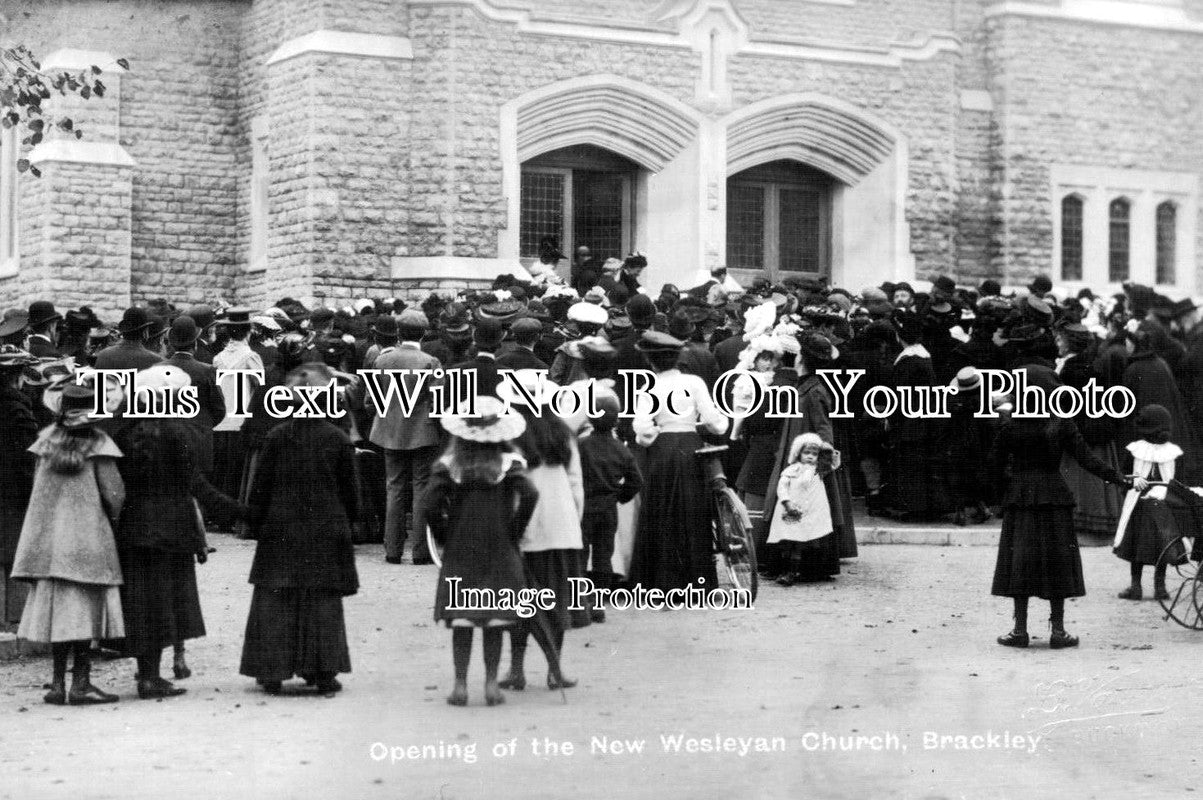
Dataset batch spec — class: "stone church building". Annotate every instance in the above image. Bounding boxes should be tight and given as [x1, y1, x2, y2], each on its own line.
[1, 0, 1200, 316]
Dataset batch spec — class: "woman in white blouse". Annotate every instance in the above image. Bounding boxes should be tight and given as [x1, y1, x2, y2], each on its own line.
[629, 331, 729, 594]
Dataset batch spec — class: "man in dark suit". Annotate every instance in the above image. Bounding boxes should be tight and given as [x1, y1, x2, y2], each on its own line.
[24, 301, 62, 358]
[449, 317, 504, 397]
[165, 315, 226, 475]
[368, 310, 443, 564]
[94, 307, 165, 371]
[496, 317, 549, 370]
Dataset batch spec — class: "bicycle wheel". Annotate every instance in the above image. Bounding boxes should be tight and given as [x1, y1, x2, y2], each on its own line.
[714, 487, 758, 604]
[1156, 535, 1202, 630]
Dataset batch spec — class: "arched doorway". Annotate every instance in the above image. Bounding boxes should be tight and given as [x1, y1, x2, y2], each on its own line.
[722, 94, 911, 290]
[519, 145, 640, 274]
[726, 160, 834, 281]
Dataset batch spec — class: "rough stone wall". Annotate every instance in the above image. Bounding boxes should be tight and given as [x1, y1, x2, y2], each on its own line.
[0, 0, 242, 317]
[236, 0, 412, 307]
[985, 12, 1203, 287]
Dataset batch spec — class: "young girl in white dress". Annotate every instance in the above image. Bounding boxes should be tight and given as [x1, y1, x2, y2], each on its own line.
[768, 433, 838, 585]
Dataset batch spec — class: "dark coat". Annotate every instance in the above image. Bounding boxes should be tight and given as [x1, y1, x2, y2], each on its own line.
[25, 335, 62, 358]
[677, 341, 719, 389]
[990, 417, 1126, 599]
[247, 419, 359, 595]
[0, 385, 38, 567]
[94, 339, 164, 371]
[1121, 349, 1203, 483]
[449, 353, 503, 397]
[1181, 332, 1203, 428]
[496, 346, 549, 371]
[422, 463, 538, 623]
[113, 419, 243, 553]
[166, 351, 226, 473]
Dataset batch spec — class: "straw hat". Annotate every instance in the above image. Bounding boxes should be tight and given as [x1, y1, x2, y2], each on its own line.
[440, 396, 526, 443]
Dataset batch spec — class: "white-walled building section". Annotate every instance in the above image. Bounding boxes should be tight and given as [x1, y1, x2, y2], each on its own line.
[1, 0, 1201, 315]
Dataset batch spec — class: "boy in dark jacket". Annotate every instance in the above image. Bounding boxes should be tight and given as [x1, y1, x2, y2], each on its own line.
[577, 395, 643, 622]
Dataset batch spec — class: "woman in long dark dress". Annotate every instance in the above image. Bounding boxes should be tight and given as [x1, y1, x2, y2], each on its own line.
[760, 331, 848, 582]
[114, 365, 246, 699]
[241, 365, 359, 695]
[629, 331, 729, 593]
[992, 368, 1135, 648]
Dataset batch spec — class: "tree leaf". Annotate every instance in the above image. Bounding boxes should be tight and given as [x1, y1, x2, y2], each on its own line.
[91, 64, 101, 75]
[80, 85, 91, 100]
[30, 132, 42, 145]
[16, 159, 30, 173]
[30, 165, 41, 178]
[75, 129, 83, 139]
[116, 58, 129, 70]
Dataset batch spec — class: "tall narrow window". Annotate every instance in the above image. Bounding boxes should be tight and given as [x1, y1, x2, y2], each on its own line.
[248, 117, 269, 271]
[1060, 195, 1083, 281]
[518, 145, 636, 262]
[1156, 201, 1176, 285]
[726, 184, 765, 270]
[0, 126, 17, 274]
[1108, 198, 1130, 283]
[726, 160, 832, 280]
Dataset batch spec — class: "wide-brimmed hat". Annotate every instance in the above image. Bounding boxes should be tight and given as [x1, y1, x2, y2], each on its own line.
[0, 346, 38, 371]
[635, 330, 684, 353]
[1134, 404, 1173, 443]
[440, 396, 526, 443]
[0, 309, 29, 339]
[440, 303, 470, 334]
[477, 299, 525, 324]
[116, 306, 154, 335]
[568, 301, 608, 327]
[27, 301, 61, 328]
[168, 315, 202, 348]
[951, 366, 982, 392]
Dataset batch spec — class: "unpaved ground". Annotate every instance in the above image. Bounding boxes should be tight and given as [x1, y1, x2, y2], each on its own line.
[1, 539, 1199, 800]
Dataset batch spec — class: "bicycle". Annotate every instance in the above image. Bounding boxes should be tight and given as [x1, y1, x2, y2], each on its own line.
[1143, 480, 1203, 630]
[696, 444, 758, 603]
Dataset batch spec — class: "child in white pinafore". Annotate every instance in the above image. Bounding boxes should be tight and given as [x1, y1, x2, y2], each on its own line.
[768, 433, 837, 585]
[1113, 404, 1179, 601]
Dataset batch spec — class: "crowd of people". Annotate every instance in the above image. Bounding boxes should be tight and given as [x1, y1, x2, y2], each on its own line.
[2, 248, 1203, 705]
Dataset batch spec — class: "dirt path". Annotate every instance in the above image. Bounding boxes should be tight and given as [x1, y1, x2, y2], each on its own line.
[1, 540, 1198, 800]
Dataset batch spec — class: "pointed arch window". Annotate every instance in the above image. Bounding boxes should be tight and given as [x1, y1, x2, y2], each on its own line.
[1060, 194, 1083, 281]
[1108, 198, 1130, 283]
[1156, 201, 1177, 285]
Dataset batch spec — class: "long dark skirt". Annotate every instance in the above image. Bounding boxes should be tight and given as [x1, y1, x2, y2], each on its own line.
[240, 587, 351, 681]
[119, 548, 205, 655]
[831, 419, 859, 559]
[772, 534, 839, 580]
[1061, 446, 1123, 539]
[630, 431, 717, 593]
[524, 549, 591, 633]
[992, 505, 1085, 599]
[1114, 500, 1186, 566]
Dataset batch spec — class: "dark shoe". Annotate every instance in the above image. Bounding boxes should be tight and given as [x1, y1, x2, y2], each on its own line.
[1117, 585, 1142, 600]
[590, 609, 606, 624]
[996, 630, 1030, 648]
[1153, 585, 1170, 601]
[315, 677, 342, 694]
[497, 674, 526, 691]
[548, 674, 577, 690]
[969, 505, 991, 524]
[410, 557, 434, 566]
[173, 654, 191, 680]
[259, 680, 282, 695]
[44, 681, 66, 706]
[1049, 630, 1079, 649]
[137, 677, 185, 700]
[385, 556, 402, 565]
[776, 573, 797, 587]
[70, 682, 120, 704]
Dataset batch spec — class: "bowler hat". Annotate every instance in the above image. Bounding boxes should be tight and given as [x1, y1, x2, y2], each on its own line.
[184, 304, 216, 330]
[116, 306, 154, 335]
[372, 315, 400, 339]
[797, 331, 837, 363]
[1029, 274, 1053, 296]
[933, 275, 956, 295]
[168, 315, 202, 348]
[27, 301, 61, 328]
[667, 310, 695, 340]
[474, 317, 504, 349]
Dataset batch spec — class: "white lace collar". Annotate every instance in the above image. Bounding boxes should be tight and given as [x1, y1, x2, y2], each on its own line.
[1127, 440, 1183, 463]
